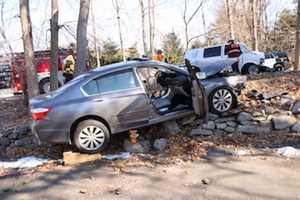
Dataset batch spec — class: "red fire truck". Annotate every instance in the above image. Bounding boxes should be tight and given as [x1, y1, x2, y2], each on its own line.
[12, 48, 74, 94]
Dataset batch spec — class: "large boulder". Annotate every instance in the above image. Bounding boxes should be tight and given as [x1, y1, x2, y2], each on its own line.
[291, 122, 300, 133]
[123, 139, 150, 153]
[237, 125, 271, 134]
[237, 112, 253, 122]
[163, 120, 181, 135]
[271, 115, 298, 130]
[292, 101, 300, 114]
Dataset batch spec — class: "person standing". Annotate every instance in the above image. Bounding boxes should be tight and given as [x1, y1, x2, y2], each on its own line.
[227, 39, 241, 72]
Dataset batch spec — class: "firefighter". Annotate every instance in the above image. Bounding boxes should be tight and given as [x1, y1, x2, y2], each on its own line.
[63, 54, 75, 83]
[154, 49, 165, 62]
[227, 39, 241, 73]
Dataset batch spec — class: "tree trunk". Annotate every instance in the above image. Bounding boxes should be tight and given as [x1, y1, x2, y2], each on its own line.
[91, 0, 100, 66]
[148, 0, 153, 58]
[250, 0, 259, 51]
[225, 0, 234, 39]
[139, 0, 147, 55]
[295, 0, 300, 70]
[75, 0, 90, 76]
[50, 0, 59, 91]
[19, 0, 39, 102]
[151, 0, 155, 57]
[113, 0, 125, 61]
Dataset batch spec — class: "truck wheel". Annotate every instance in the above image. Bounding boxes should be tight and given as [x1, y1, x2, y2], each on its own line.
[39, 78, 50, 94]
[73, 120, 111, 154]
[245, 64, 260, 75]
[274, 63, 284, 72]
[208, 86, 237, 114]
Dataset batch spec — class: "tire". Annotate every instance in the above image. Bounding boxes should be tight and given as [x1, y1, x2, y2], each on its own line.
[73, 120, 111, 154]
[244, 64, 260, 75]
[274, 63, 284, 72]
[208, 86, 237, 114]
[39, 78, 50, 94]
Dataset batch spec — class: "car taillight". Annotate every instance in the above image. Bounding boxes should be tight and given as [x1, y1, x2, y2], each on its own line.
[31, 108, 52, 120]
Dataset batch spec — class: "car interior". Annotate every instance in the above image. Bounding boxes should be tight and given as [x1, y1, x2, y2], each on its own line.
[136, 66, 193, 114]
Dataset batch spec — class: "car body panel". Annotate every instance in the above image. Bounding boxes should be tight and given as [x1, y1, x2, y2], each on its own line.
[30, 60, 206, 145]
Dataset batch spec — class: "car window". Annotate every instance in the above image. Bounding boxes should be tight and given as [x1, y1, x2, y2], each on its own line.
[224, 45, 230, 55]
[203, 46, 222, 58]
[82, 70, 139, 95]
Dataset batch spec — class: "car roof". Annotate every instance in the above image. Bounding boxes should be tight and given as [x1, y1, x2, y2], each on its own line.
[90, 60, 183, 75]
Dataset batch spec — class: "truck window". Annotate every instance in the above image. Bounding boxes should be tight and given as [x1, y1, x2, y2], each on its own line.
[203, 46, 222, 58]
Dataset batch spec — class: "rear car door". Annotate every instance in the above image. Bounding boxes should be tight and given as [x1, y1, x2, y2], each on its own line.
[81, 69, 153, 129]
[185, 59, 208, 119]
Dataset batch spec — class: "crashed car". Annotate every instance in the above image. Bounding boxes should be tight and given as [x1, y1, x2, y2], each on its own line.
[30, 59, 208, 153]
[178, 63, 246, 114]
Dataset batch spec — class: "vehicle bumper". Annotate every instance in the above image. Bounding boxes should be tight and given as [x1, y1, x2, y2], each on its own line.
[31, 120, 70, 144]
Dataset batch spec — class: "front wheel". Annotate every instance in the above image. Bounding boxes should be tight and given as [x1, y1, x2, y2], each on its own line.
[208, 86, 237, 114]
[245, 64, 260, 75]
[73, 120, 111, 153]
[274, 63, 284, 72]
[39, 78, 50, 94]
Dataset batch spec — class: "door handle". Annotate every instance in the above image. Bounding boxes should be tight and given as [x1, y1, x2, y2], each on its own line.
[93, 98, 103, 102]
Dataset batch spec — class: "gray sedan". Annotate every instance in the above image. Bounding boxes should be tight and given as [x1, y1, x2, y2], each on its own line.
[31, 60, 207, 153]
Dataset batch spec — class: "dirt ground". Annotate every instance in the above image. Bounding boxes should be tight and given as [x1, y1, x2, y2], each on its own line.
[0, 150, 300, 200]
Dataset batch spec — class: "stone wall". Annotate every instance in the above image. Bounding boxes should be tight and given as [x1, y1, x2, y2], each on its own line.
[190, 103, 300, 137]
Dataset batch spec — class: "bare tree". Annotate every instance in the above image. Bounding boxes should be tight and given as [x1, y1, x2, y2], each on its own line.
[91, 0, 100, 66]
[75, 0, 90, 76]
[0, 0, 13, 55]
[138, 0, 147, 55]
[19, 0, 39, 100]
[151, 0, 155, 57]
[295, 0, 300, 70]
[113, 0, 125, 61]
[148, 0, 153, 58]
[50, 0, 59, 91]
[250, 0, 259, 51]
[183, 0, 204, 50]
[225, 0, 234, 39]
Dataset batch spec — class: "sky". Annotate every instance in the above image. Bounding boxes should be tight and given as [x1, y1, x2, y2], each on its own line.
[0, 0, 296, 54]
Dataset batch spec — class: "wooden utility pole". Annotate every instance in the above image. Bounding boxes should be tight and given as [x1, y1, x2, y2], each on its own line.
[225, 0, 234, 39]
[113, 0, 125, 61]
[138, 0, 147, 55]
[295, 0, 300, 70]
[75, 0, 90, 76]
[19, 0, 39, 100]
[50, 0, 59, 91]
[91, 0, 100, 67]
[250, 0, 259, 51]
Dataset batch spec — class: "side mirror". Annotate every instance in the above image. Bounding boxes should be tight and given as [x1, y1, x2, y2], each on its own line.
[196, 72, 206, 80]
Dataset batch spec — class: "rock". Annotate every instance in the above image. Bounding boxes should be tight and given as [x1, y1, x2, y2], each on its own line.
[15, 124, 30, 136]
[216, 123, 227, 129]
[271, 115, 297, 130]
[259, 120, 272, 127]
[252, 111, 263, 117]
[237, 125, 271, 134]
[214, 130, 225, 136]
[224, 127, 235, 133]
[291, 122, 300, 132]
[63, 151, 101, 165]
[239, 120, 258, 126]
[180, 115, 197, 125]
[123, 139, 149, 153]
[189, 128, 213, 136]
[201, 178, 211, 185]
[14, 137, 33, 146]
[280, 96, 295, 110]
[215, 117, 235, 123]
[292, 101, 300, 114]
[163, 120, 181, 135]
[208, 113, 218, 120]
[0, 137, 10, 147]
[237, 112, 253, 122]
[226, 121, 237, 127]
[201, 121, 215, 130]
[153, 138, 168, 151]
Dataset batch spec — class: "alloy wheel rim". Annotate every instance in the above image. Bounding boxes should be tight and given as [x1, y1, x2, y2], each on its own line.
[79, 126, 105, 150]
[212, 89, 233, 112]
[43, 82, 51, 93]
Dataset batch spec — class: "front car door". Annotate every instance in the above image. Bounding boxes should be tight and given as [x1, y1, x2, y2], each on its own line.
[185, 59, 208, 120]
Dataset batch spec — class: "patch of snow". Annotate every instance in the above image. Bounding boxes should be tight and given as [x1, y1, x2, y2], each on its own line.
[277, 146, 300, 158]
[103, 152, 131, 160]
[0, 156, 48, 169]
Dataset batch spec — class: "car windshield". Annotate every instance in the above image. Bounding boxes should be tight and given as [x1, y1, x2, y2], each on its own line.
[240, 44, 251, 53]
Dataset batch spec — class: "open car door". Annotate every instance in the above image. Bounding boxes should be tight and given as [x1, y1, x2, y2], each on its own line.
[185, 59, 208, 120]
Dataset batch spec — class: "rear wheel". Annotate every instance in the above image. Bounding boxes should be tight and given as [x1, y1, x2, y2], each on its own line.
[73, 120, 110, 153]
[274, 63, 284, 71]
[208, 86, 237, 114]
